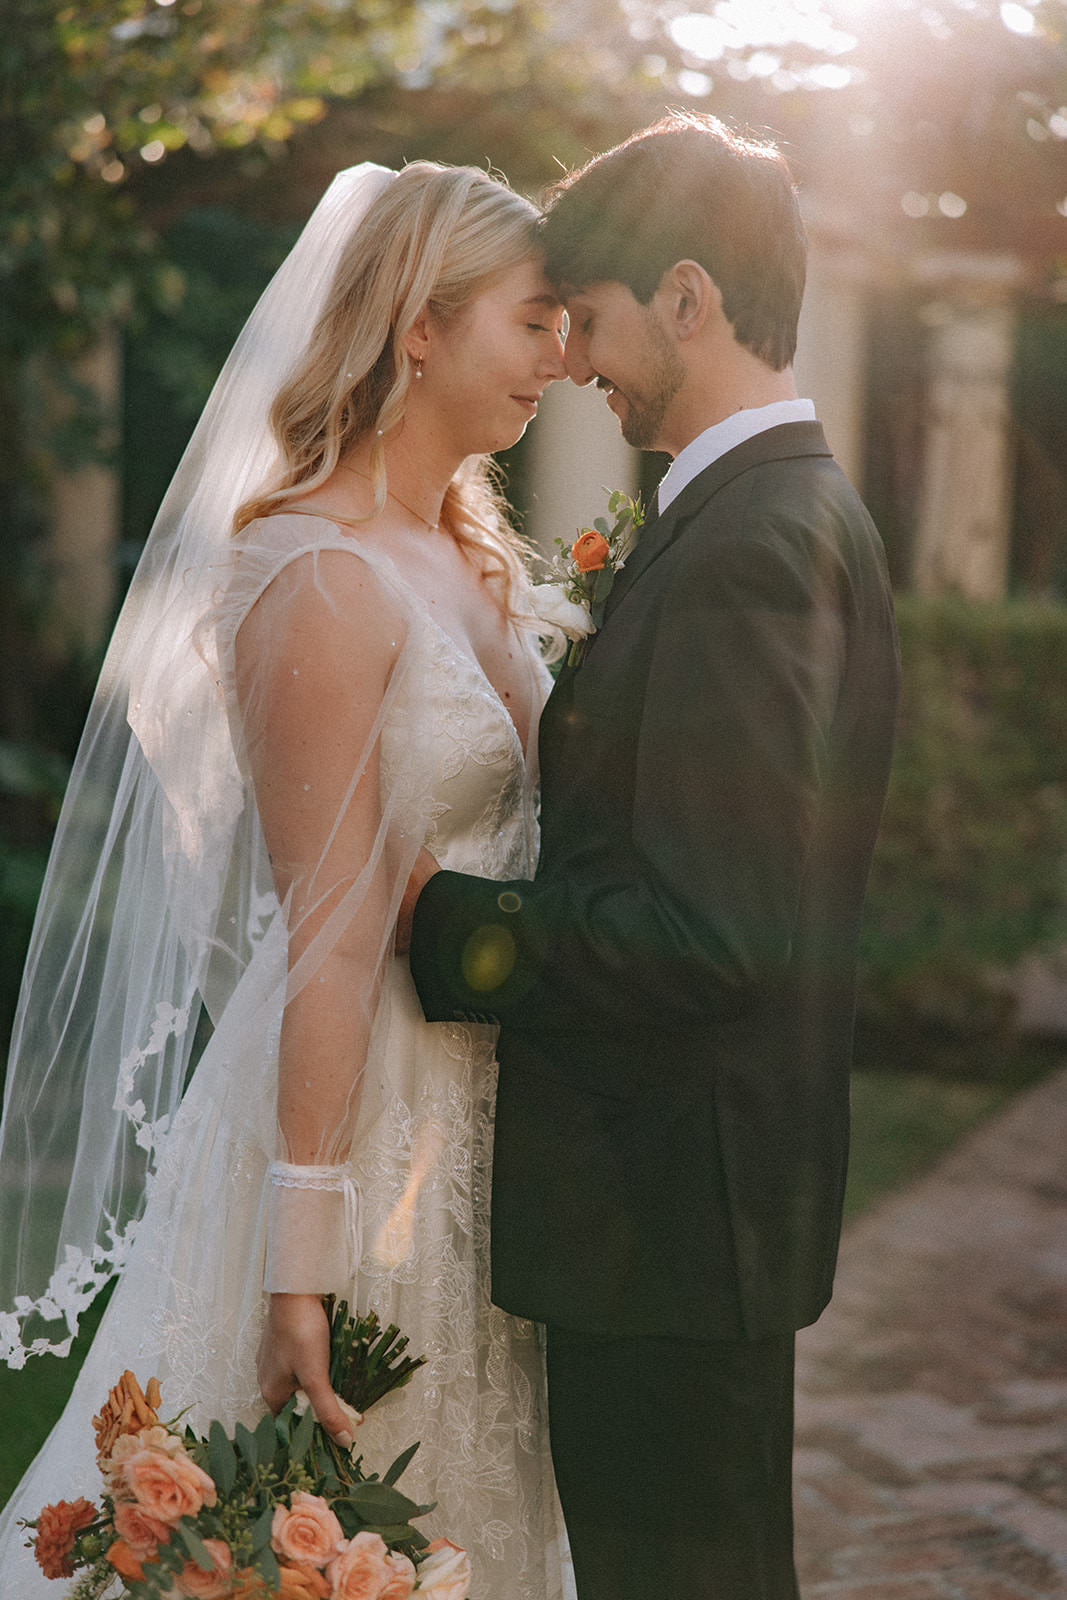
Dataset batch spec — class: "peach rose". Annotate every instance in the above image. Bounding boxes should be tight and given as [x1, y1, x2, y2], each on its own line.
[120, 1442, 217, 1525]
[326, 1531, 393, 1600]
[278, 1564, 332, 1599]
[571, 529, 610, 572]
[105, 1424, 187, 1488]
[415, 1539, 471, 1600]
[174, 1537, 232, 1598]
[271, 1492, 346, 1569]
[380, 1550, 417, 1600]
[107, 1538, 146, 1583]
[112, 1499, 172, 1561]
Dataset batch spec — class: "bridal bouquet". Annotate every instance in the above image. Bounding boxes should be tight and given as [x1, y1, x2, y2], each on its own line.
[531, 488, 644, 665]
[24, 1300, 470, 1600]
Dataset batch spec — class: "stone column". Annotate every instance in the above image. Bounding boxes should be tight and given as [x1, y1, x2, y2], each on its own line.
[524, 380, 638, 559]
[795, 234, 871, 492]
[912, 257, 1022, 600]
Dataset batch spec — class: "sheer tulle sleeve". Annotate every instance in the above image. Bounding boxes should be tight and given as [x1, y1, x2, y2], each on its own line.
[217, 518, 433, 1294]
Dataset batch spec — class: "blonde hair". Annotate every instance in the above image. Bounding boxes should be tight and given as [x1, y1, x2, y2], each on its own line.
[234, 161, 542, 613]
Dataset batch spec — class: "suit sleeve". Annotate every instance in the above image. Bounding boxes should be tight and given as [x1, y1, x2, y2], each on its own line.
[410, 522, 846, 1033]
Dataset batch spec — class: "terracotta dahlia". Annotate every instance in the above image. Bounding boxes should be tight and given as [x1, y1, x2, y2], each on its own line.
[33, 1496, 96, 1579]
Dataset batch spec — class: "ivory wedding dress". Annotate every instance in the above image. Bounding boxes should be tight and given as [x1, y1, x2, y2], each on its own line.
[0, 513, 568, 1600]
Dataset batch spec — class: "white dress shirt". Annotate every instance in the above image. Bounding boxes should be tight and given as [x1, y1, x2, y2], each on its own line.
[655, 398, 817, 515]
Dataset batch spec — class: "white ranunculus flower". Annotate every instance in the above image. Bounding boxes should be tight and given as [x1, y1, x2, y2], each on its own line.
[415, 1539, 471, 1600]
[530, 582, 595, 641]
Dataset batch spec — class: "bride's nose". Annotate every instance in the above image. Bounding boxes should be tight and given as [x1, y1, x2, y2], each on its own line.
[539, 335, 567, 382]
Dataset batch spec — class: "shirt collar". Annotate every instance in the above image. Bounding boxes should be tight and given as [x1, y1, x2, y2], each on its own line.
[655, 398, 817, 515]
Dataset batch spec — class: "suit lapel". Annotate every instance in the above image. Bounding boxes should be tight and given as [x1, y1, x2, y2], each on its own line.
[602, 421, 833, 625]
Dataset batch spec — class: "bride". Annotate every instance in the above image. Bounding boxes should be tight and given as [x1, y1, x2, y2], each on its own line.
[0, 159, 570, 1597]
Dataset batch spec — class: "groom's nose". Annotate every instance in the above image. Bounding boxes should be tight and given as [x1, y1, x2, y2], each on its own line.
[563, 329, 595, 386]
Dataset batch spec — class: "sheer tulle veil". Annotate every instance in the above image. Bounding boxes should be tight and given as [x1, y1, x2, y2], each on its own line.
[0, 163, 399, 1365]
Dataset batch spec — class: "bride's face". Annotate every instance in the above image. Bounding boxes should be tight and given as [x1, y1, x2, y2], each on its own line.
[423, 255, 567, 456]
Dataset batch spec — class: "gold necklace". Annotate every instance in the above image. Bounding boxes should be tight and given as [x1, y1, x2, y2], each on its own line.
[340, 463, 440, 532]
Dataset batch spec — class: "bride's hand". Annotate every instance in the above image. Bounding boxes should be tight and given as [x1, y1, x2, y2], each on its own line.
[258, 1292, 355, 1446]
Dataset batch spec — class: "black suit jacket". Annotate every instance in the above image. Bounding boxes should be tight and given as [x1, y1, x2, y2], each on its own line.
[411, 422, 900, 1340]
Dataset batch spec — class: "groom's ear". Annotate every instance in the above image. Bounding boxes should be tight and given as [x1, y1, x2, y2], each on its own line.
[660, 260, 719, 342]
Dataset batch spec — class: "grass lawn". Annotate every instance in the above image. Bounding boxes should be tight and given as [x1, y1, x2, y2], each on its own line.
[1, 1048, 1061, 1512]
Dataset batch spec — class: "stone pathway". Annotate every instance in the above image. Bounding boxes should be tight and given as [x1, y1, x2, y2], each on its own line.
[794, 1065, 1067, 1598]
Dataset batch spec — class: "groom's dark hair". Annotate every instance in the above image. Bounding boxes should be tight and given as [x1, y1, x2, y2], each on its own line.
[540, 111, 806, 371]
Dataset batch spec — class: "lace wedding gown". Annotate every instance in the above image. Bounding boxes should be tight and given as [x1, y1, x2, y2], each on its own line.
[0, 516, 569, 1600]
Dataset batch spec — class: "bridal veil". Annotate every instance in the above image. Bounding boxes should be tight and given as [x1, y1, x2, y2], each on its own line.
[0, 162, 426, 1363]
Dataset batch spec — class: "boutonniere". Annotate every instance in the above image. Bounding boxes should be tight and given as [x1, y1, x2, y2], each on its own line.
[531, 489, 645, 666]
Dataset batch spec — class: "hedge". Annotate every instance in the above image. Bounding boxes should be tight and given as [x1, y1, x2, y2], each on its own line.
[859, 595, 1067, 1054]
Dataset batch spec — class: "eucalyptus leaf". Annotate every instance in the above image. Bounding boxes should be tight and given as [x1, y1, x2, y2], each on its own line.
[382, 1440, 420, 1486]
[254, 1546, 282, 1589]
[348, 1482, 421, 1520]
[251, 1501, 275, 1553]
[208, 1418, 238, 1493]
[234, 1420, 259, 1470]
[592, 566, 615, 604]
[363, 1522, 430, 1542]
[175, 1520, 215, 1571]
[254, 1408, 279, 1462]
[290, 1402, 316, 1463]
[593, 517, 610, 536]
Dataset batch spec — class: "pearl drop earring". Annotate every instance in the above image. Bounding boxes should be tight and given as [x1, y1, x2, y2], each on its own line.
[414, 357, 424, 380]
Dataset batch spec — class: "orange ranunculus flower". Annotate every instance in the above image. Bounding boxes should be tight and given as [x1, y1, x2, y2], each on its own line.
[32, 1498, 96, 1580]
[278, 1564, 333, 1599]
[571, 529, 610, 572]
[107, 1537, 147, 1583]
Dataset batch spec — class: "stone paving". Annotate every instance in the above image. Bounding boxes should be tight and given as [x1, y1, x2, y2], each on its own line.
[794, 1065, 1067, 1598]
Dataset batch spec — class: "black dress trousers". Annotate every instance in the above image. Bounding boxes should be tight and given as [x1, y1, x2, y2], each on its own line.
[545, 1327, 801, 1600]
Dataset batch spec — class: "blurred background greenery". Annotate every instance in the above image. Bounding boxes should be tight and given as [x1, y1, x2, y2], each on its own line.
[3, 0, 1067, 1505]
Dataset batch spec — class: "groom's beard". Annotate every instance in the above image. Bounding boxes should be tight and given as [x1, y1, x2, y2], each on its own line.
[617, 314, 685, 451]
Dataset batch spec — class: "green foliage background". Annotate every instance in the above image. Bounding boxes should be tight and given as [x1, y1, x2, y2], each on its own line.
[859, 597, 1067, 1058]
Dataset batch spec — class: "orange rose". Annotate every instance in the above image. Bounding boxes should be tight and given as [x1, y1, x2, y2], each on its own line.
[571, 529, 610, 572]
[271, 1491, 346, 1569]
[380, 1550, 417, 1600]
[120, 1442, 217, 1525]
[32, 1498, 96, 1580]
[112, 1499, 172, 1561]
[174, 1537, 233, 1598]
[107, 1538, 146, 1583]
[415, 1539, 471, 1600]
[327, 1531, 393, 1600]
[278, 1565, 333, 1599]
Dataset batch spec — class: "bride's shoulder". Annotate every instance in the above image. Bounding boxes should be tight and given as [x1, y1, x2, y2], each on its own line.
[222, 513, 419, 645]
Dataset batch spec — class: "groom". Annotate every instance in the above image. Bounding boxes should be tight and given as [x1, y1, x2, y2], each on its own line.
[406, 112, 899, 1598]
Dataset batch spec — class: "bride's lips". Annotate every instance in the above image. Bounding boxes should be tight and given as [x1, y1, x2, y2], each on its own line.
[512, 394, 540, 416]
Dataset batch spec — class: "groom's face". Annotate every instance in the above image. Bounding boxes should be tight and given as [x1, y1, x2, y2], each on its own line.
[562, 281, 685, 455]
